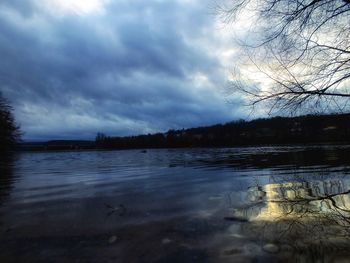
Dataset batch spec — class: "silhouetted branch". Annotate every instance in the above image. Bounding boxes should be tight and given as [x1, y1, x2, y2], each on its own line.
[220, 0, 350, 112]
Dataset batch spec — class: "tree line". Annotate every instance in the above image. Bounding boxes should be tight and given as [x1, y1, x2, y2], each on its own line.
[95, 113, 350, 149]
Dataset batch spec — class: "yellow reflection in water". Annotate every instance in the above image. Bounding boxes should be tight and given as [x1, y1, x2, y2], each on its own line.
[236, 180, 350, 221]
[230, 179, 350, 261]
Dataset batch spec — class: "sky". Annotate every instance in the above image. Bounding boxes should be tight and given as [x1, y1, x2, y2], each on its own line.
[0, 0, 250, 141]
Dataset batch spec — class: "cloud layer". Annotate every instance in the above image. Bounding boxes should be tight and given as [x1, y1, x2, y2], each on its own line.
[0, 0, 244, 140]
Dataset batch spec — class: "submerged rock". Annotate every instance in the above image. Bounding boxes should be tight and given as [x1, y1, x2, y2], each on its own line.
[108, 235, 117, 244]
[161, 238, 172, 245]
[229, 233, 245, 239]
[208, 195, 222, 200]
[263, 243, 279, 253]
[244, 243, 261, 255]
[223, 247, 242, 255]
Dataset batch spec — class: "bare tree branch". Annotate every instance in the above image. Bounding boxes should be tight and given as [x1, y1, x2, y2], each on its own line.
[219, 0, 350, 112]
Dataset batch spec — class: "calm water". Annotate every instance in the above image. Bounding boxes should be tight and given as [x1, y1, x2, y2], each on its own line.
[1, 146, 350, 262]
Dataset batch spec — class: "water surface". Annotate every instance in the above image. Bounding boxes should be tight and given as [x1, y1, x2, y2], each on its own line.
[1, 146, 350, 262]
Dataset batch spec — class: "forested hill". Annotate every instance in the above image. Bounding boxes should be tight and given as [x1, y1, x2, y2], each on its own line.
[96, 113, 350, 149]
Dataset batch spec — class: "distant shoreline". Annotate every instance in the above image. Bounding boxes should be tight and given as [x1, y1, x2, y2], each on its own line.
[17, 141, 350, 152]
[18, 113, 350, 151]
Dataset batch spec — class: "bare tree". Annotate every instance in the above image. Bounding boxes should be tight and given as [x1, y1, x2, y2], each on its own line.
[219, 0, 350, 113]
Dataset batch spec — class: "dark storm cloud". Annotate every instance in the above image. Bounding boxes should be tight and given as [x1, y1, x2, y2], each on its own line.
[0, 0, 244, 140]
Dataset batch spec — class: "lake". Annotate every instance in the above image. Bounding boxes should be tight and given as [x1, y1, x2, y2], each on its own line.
[1, 146, 350, 262]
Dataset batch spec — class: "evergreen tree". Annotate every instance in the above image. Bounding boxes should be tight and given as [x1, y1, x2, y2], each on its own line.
[0, 95, 21, 151]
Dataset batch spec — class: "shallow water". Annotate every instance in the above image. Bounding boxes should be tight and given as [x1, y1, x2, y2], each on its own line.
[1, 146, 350, 262]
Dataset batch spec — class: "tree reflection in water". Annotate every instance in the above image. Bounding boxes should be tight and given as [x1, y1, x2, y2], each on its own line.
[0, 153, 16, 205]
[230, 175, 350, 261]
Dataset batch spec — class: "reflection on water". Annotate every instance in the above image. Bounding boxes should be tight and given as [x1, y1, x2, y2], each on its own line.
[0, 153, 16, 205]
[240, 179, 350, 221]
[0, 146, 350, 262]
[230, 178, 350, 261]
